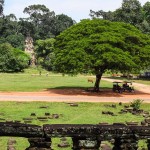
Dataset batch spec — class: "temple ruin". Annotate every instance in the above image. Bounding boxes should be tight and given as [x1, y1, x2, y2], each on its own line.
[25, 36, 36, 66]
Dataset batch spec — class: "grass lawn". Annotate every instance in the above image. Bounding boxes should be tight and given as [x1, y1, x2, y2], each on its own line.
[0, 71, 112, 92]
[0, 68, 149, 149]
[105, 76, 150, 85]
[133, 79, 150, 85]
[0, 102, 149, 150]
[0, 68, 149, 92]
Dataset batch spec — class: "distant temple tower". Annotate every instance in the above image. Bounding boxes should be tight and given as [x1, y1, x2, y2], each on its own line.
[25, 36, 36, 66]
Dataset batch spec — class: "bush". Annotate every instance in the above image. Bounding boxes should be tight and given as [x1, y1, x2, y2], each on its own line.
[0, 43, 30, 72]
[130, 99, 143, 110]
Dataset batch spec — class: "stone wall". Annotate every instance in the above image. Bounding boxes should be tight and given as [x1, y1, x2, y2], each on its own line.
[0, 122, 150, 150]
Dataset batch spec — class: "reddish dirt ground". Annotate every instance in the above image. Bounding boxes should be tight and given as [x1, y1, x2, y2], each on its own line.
[0, 88, 149, 98]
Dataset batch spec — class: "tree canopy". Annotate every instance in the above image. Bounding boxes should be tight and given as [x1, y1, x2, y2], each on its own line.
[54, 19, 150, 91]
[0, 14, 25, 49]
[35, 38, 55, 70]
[22, 4, 75, 40]
[0, 43, 30, 72]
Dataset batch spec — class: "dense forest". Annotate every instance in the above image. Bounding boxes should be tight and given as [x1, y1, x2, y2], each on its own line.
[0, 0, 150, 73]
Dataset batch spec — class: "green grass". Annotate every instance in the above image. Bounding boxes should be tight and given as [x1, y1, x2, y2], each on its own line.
[0, 68, 149, 92]
[133, 79, 150, 85]
[105, 76, 150, 85]
[0, 72, 112, 92]
[0, 102, 149, 149]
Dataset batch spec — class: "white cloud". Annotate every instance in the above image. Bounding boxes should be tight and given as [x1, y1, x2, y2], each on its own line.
[4, 0, 149, 22]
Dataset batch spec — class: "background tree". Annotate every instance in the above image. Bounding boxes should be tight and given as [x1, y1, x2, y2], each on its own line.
[0, 0, 4, 16]
[0, 43, 30, 72]
[23, 4, 55, 40]
[35, 38, 55, 70]
[54, 14, 75, 36]
[54, 19, 150, 91]
[139, 2, 150, 34]
[0, 14, 25, 49]
[23, 4, 75, 40]
[90, 0, 150, 34]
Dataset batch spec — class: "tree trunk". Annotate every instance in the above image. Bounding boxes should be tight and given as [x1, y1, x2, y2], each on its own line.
[93, 73, 102, 92]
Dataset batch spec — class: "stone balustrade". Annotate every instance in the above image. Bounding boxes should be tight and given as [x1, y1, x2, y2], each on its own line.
[0, 122, 150, 150]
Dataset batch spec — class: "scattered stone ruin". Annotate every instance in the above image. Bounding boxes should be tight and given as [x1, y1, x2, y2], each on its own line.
[0, 122, 150, 150]
[25, 36, 36, 66]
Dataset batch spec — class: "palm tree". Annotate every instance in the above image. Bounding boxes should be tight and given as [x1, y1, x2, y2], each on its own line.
[0, 0, 4, 16]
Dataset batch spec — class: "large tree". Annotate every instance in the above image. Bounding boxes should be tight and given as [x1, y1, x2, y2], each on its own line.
[54, 19, 150, 91]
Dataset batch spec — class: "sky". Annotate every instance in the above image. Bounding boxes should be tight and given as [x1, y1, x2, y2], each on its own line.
[4, 0, 149, 22]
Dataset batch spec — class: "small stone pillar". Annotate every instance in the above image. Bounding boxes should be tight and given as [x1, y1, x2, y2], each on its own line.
[26, 137, 52, 150]
[72, 137, 101, 150]
[113, 137, 138, 150]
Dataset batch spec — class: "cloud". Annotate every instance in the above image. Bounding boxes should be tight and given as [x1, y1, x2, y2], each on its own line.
[4, 0, 148, 22]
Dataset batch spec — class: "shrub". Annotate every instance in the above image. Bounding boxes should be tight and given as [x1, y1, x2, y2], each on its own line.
[130, 99, 143, 110]
[0, 43, 30, 72]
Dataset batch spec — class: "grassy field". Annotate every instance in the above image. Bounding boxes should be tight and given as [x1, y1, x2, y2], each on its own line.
[105, 76, 150, 85]
[132, 79, 150, 85]
[0, 102, 149, 149]
[0, 68, 149, 149]
[0, 69, 112, 92]
[0, 68, 149, 92]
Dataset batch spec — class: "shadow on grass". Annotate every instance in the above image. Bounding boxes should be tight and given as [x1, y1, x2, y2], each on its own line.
[44, 86, 148, 97]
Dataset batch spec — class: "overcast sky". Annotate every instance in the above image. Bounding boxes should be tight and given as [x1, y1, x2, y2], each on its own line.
[4, 0, 149, 22]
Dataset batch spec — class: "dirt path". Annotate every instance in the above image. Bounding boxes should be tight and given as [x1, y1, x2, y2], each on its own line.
[0, 88, 149, 103]
[0, 78, 149, 103]
[102, 77, 150, 94]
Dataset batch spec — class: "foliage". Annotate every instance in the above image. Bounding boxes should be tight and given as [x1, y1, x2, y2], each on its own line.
[90, 0, 150, 35]
[54, 14, 75, 36]
[54, 19, 150, 91]
[22, 4, 75, 40]
[0, 43, 30, 72]
[35, 38, 55, 70]
[0, 15, 25, 49]
[5, 34, 25, 49]
[13, 48, 30, 71]
[0, 0, 4, 16]
[139, 2, 150, 34]
[130, 99, 144, 110]
[0, 4, 75, 51]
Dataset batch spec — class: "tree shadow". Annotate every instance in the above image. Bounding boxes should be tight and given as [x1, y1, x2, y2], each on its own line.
[45, 86, 149, 97]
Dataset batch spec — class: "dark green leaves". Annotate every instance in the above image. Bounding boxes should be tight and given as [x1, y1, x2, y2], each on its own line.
[0, 43, 30, 72]
[54, 19, 150, 75]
